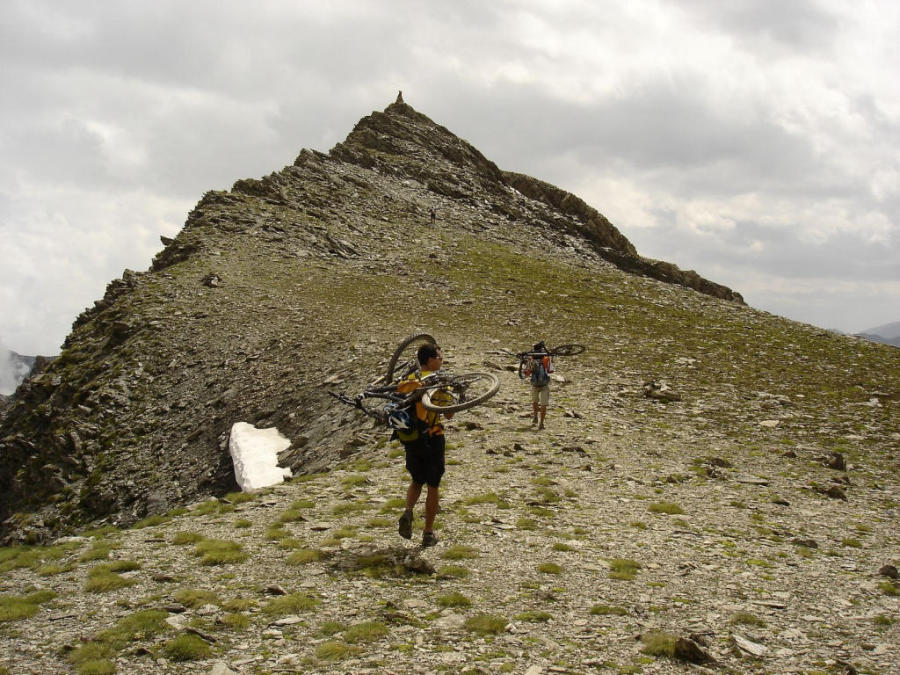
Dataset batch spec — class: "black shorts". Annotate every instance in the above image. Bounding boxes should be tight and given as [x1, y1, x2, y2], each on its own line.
[403, 433, 446, 487]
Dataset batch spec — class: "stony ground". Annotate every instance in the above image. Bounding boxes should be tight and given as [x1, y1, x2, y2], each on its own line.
[2, 340, 897, 674]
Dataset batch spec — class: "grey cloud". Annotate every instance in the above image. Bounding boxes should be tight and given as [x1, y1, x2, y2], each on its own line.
[676, 0, 840, 54]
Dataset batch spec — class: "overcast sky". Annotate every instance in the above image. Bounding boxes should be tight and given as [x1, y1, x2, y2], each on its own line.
[2, 0, 899, 360]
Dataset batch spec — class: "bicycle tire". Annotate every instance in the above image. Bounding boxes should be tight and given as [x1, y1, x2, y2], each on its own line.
[550, 343, 585, 356]
[385, 333, 437, 384]
[421, 372, 500, 413]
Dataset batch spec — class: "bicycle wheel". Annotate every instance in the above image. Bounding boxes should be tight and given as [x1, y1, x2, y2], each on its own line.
[421, 372, 500, 413]
[550, 344, 585, 356]
[386, 333, 437, 383]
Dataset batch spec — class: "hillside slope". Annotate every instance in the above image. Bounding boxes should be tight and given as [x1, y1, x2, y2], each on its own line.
[1, 308, 898, 672]
[0, 100, 742, 542]
[0, 98, 898, 674]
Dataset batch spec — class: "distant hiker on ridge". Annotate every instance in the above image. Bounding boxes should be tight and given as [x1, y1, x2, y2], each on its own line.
[429, 207, 436, 225]
[524, 341, 554, 430]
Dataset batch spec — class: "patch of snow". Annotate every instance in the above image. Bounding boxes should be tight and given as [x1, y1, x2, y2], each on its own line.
[229, 422, 292, 491]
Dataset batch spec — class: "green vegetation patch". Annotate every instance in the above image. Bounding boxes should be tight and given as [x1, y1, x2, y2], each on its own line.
[730, 611, 766, 627]
[96, 609, 170, 645]
[79, 542, 119, 562]
[332, 502, 369, 516]
[262, 593, 320, 615]
[131, 514, 172, 529]
[0, 590, 57, 623]
[85, 563, 139, 593]
[464, 613, 508, 635]
[0, 542, 80, 572]
[193, 539, 248, 565]
[878, 581, 899, 596]
[287, 549, 323, 565]
[441, 545, 479, 560]
[68, 642, 116, 674]
[316, 640, 355, 661]
[591, 604, 628, 616]
[163, 633, 213, 661]
[648, 502, 685, 515]
[608, 558, 641, 581]
[223, 491, 256, 504]
[463, 492, 510, 508]
[221, 612, 250, 630]
[173, 588, 220, 608]
[640, 631, 679, 657]
[437, 564, 470, 579]
[437, 592, 472, 608]
[344, 620, 389, 643]
[172, 531, 204, 545]
[538, 562, 563, 574]
[318, 620, 348, 636]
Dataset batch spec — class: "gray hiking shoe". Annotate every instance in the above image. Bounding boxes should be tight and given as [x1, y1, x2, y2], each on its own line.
[421, 531, 438, 548]
[398, 511, 413, 540]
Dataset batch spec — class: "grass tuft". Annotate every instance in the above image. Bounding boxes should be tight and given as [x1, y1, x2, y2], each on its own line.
[316, 640, 355, 661]
[163, 633, 212, 661]
[262, 593, 320, 615]
[464, 613, 508, 635]
[591, 604, 627, 616]
[173, 588, 219, 608]
[515, 610, 552, 622]
[640, 631, 678, 657]
[287, 549, 323, 565]
[437, 592, 472, 608]
[649, 502, 685, 515]
[344, 620, 389, 643]
[730, 611, 766, 627]
[437, 565, 470, 579]
[608, 558, 641, 581]
[193, 539, 248, 565]
[441, 545, 479, 560]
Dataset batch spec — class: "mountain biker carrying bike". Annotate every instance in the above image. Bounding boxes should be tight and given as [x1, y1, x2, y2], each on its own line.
[524, 341, 554, 430]
[396, 342, 454, 547]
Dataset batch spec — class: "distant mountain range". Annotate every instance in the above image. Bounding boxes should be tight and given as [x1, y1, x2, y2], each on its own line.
[858, 321, 900, 347]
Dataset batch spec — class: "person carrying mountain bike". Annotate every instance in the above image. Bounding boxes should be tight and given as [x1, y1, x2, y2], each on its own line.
[395, 342, 454, 547]
[524, 341, 554, 430]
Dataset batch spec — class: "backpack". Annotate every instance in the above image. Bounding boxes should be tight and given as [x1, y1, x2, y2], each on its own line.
[391, 410, 427, 444]
[391, 372, 431, 444]
[530, 357, 551, 387]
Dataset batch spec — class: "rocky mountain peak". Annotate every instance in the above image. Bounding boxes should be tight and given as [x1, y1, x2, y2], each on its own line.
[329, 99, 506, 196]
[0, 97, 822, 544]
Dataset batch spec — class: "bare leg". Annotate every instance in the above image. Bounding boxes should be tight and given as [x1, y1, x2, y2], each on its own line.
[405, 481, 422, 512]
[424, 486, 439, 532]
[538, 405, 547, 429]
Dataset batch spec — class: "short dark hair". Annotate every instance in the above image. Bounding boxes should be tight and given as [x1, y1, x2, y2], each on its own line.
[417, 342, 441, 365]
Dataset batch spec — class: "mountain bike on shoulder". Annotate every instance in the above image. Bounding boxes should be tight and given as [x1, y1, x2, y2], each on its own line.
[513, 343, 585, 380]
[330, 333, 500, 433]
